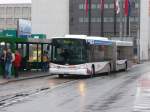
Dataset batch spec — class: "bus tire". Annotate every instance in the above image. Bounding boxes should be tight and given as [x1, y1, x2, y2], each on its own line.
[91, 65, 95, 78]
[124, 62, 128, 71]
[107, 64, 111, 75]
[58, 74, 64, 78]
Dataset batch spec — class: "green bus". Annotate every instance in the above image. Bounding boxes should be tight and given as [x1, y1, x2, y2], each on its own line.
[0, 37, 51, 75]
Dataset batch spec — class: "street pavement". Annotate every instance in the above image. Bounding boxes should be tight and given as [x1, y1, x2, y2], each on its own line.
[0, 62, 150, 112]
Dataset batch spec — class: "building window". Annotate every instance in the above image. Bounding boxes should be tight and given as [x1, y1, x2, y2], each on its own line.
[0, 7, 5, 18]
[91, 4, 97, 9]
[79, 4, 98, 10]
[104, 4, 109, 8]
[96, 18, 101, 22]
[79, 4, 84, 10]
[0, 18, 5, 24]
[122, 18, 125, 22]
[6, 18, 14, 25]
[130, 17, 134, 22]
[79, 17, 84, 22]
[117, 18, 120, 22]
[97, 4, 100, 9]
[135, 3, 139, 8]
[22, 7, 30, 18]
[15, 7, 22, 18]
[91, 18, 96, 22]
[104, 17, 107, 22]
[109, 4, 114, 9]
[134, 17, 139, 22]
[104, 17, 114, 22]
[97, 4, 109, 9]
[84, 17, 88, 22]
[6, 7, 14, 18]
[108, 17, 113, 22]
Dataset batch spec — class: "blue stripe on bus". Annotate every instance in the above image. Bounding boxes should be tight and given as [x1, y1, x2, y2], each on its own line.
[94, 40, 112, 45]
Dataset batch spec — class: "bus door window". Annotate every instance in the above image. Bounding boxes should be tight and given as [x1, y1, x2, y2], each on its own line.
[86, 43, 95, 62]
[118, 46, 132, 60]
[105, 46, 113, 61]
[99, 45, 105, 61]
[117, 48, 121, 60]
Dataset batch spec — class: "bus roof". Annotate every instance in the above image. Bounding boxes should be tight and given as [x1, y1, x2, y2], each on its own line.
[52, 35, 109, 41]
[51, 35, 133, 46]
[112, 40, 133, 46]
[51, 35, 112, 46]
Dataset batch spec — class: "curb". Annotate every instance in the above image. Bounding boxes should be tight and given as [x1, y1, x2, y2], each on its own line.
[0, 73, 53, 85]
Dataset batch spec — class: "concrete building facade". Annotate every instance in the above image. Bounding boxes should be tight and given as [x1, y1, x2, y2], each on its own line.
[69, 0, 140, 38]
[0, 3, 31, 30]
[140, 0, 150, 60]
[32, 0, 69, 38]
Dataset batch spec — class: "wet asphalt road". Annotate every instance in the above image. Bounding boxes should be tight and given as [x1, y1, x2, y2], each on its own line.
[1, 62, 150, 112]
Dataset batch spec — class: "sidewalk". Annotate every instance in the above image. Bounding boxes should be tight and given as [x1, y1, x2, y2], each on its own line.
[0, 71, 51, 85]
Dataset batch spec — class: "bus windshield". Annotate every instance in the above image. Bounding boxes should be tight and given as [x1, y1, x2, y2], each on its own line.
[51, 38, 87, 65]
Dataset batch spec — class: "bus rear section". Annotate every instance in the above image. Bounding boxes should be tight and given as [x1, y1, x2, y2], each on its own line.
[115, 41, 134, 71]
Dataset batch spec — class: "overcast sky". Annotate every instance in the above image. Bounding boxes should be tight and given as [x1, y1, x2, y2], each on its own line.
[0, 0, 31, 4]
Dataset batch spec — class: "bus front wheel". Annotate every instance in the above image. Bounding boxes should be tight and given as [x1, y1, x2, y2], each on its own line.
[124, 62, 128, 71]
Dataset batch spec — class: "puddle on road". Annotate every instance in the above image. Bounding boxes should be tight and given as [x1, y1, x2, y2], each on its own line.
[0, 103, 5, 106]
[0, 77, 76, 109]
[134, 72, 150, 112]
[0, 87, 51, 108]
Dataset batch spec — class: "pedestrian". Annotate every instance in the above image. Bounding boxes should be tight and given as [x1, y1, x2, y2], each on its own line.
[13, 50, 22, 78]
[5, 49, 15, 79]
[42, 51, 49, 72]
[0, 49, 6, 78]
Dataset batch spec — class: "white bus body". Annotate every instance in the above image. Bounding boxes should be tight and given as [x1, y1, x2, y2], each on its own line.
[49, 35, 133, 77]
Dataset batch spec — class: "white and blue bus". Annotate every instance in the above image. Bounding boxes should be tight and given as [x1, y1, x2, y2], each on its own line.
[50, 35, 133, 77]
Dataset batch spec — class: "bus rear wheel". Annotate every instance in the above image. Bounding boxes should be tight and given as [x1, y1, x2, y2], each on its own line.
[58, 74, 64, 78]
[124, 62, 128, 71]
[90, 65, 95, 78]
